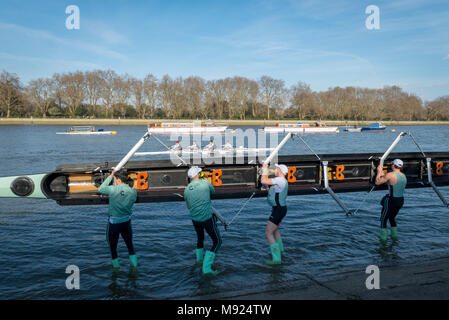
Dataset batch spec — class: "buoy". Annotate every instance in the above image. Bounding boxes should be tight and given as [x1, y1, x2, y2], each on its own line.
[392, 129, 396, 132]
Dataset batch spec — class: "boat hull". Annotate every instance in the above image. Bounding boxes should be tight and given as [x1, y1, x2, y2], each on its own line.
[134, 148, 274, 157]
[345, 128, 362, 132]
[147, 127, 227, 134]
[56, 131, 117, 135]
[360, 127, 386, 132]
[264, 127, 339, 133]
[1, 152, 448, 205]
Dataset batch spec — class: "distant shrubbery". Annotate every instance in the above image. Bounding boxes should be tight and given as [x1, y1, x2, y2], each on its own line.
[0, 70, 447, 121]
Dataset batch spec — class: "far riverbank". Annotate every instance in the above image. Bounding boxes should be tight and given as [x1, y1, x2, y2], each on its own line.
[1, 118, 449, 126]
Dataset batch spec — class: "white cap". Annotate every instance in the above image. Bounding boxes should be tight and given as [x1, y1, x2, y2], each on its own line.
[392, 159, 403, 167]
[275, 164, 289, 175]
[187, 166, 202, 178]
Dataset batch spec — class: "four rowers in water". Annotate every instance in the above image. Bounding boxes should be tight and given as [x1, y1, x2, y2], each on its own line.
[98, 136, 408, 273]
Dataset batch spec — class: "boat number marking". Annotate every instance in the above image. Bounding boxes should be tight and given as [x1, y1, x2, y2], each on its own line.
[436, 161, 443, 176]
[136, 172, 149, 190]
[287, 167, 297, 183]
[328, 165, 345, 181]
[201, 170, 223, 186]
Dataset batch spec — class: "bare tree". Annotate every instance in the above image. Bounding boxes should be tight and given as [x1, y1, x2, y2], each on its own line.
[112, 74, 131, 118]
[426, 96, 449, 120]
[258, 76, 285, 120]
[27, 78, 55, 118]
[84, 70, 103, 117]
[143, 74, 158, 118]
[290, 81, 318, 120]
[0, 71, 22, 118]
[130, 77, 145, 119]
[99, 70, 117, 118]
[184, 76, 206, 118]
[158, 75, 173, 118]
[207, 79, 227, 119]
[58, 72, 85, 117]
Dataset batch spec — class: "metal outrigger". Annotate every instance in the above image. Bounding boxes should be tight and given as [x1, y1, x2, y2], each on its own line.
[295, 131, 449, 216]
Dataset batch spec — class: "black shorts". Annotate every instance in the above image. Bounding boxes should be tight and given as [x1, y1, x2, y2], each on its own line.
[269, 206, 287, 225]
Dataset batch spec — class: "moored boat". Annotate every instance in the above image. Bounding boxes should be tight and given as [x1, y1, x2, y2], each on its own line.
[361, 122, 386, 132]
[147, 122, 227, 134]
[264, 122, 339, 134]
[134, 146, 275, 157]
[344, 125, 362, 132]
[56, 126, 117, 135]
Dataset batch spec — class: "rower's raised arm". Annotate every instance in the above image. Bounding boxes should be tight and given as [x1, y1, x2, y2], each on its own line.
[207, 180, 215, 195]
[98, 175, 114, 194]
[261, 164, 272, 185]
[375, 170, 391, 185]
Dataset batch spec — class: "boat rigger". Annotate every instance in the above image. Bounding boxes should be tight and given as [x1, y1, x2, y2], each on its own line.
[1, 151, 449, 206]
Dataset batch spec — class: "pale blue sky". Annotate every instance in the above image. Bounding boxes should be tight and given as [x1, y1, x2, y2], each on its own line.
[0, 0, 448, 101]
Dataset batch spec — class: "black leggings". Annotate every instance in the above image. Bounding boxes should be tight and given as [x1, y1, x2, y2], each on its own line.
[380, 195, 404, 228]
[192, 216, 222, 253]
[106, 220, 135, 259]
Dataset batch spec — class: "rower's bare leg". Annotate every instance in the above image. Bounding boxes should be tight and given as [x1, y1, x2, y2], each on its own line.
[265, 221, 278, 244]
[274, 223, 281, 240]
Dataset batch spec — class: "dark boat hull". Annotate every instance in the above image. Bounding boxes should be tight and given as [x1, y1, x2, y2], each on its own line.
[14, 151, 446, 205]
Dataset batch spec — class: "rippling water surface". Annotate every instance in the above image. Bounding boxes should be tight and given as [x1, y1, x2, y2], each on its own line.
[0, 124, 448, 299]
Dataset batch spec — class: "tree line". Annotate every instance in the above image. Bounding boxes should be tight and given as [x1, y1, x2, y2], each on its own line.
[1, 70, 448, 121]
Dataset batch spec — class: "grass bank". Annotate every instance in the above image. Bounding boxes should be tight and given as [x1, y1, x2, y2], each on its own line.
[1, 117, 449, 126]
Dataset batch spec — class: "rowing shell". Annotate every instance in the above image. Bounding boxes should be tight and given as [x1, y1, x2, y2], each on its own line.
[135, 148, 275, 156]
[1, 152, 448, 206]
[56, 131, 117, 135]
[263, 127, 339, 133]
[147, 127, 228, 134]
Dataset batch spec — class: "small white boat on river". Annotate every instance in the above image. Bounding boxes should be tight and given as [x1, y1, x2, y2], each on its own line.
[264, 122, 339, 134]
[56, 126, 117, 135]
[135, 146, 274, 157]
[147, 122, 227, 134]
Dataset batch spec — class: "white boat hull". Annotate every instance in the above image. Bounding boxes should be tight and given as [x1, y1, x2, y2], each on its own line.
[345, 128, 362, 132]
[135, 147, 274, 157]
[56, 131, 117, 135]
[147, 126, 228, 134]
[263, 127, 339, 133]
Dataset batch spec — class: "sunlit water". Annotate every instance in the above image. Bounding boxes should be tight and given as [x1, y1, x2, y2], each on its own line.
[0, 125, 448, 299]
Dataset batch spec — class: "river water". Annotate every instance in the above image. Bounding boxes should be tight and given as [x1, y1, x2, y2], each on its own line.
[0, 124, 448, 299]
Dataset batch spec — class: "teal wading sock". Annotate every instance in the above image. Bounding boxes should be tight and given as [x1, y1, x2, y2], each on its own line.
[380, 228, 388, 242]
[266, 243, 282, 265]
[111, 258, 120, 269]
[129, 255, 138, 268]
[390, 227, 398, 240]
[195, 248, 204, 263]
[202, 251, 218, 275]
[276, 238, 284, 253]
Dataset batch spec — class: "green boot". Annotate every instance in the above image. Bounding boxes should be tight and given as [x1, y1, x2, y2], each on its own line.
[129, 254, 138, 268]
[380, 228, 388, 242]
[276, 238, 284, 253]
[202, 250, 218, 275]
[390, 227, 398, 240]
[195, 248, 204, 263]
[111, 258, 120, 269]
[266, 243, 282, 265]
